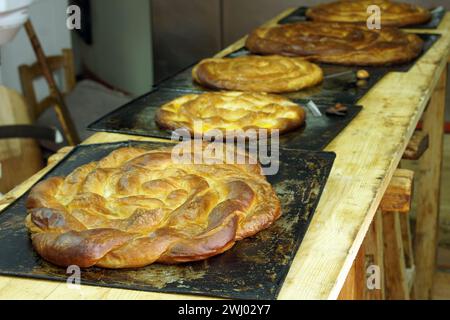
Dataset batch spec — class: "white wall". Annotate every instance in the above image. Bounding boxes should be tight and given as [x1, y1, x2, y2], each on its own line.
[72, 0, 153, 96]
[0, 0, 71, 99]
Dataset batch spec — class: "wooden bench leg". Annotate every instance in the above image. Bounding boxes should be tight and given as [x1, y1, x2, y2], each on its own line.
[414, 69, 446, 299]
[338, 211, 385, 300]
[380, 169, 414, 300]
[338, 244, 366, 300]
[339, 168, 414, 300]
[400, 212, 416, 297]
[383, 211, 410, 300]
[364, 210, 385, 300]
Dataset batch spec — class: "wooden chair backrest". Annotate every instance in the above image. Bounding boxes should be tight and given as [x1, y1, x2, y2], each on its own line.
[18, 48, 76, 120]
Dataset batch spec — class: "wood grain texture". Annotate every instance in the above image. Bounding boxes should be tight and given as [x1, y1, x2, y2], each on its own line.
[379, 169, 414, 214]
[0, 87, 43, 194]
[403, 131, 429, 160]
[432, 272, 450, 300]
[383, 212, 410, 300]
[0, 9, 449, 300]
[400, 213, 415, 273]
[337, 244, 366, 300]
[438, 135, 450, 248]
[363, 210, 385, 300]
[437, 247, 450, 269]
[281, 13, 450, 299]
[414, 69, 447, 300]
[380, 170, 415, 300]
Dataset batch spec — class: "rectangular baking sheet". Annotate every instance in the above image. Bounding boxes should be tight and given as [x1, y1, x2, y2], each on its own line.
[155, 33, 439, 105]
[278, 6, 446, 29]
[0, 141, 336, 300]
[87, 88, 362, 151]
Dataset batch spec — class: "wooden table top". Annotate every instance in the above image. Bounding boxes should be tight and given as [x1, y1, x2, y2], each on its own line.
[1, 8, 450, 300]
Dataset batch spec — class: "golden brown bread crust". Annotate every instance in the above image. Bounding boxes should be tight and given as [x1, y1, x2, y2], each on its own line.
[192, 55, 323, 93]
[25, 144, 281, 268]
[246, 22, 424, 66]
[155, 91, 306, 136]
[306, 0, 431, 27]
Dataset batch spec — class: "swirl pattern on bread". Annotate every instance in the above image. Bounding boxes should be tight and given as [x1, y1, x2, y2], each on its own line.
[246, 22, 424, 66]
[192, 55, 323, 93]
[156, 91, 306, 136]
[26, 145, 281, 268]
[306, 0, 431, 27]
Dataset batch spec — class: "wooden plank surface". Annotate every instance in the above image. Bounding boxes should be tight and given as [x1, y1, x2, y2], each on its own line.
[1, 9, 450, 300]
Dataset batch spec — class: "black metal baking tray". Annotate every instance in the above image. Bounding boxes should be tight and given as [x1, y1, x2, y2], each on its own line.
[234, 33, 440, 74]
[87, 88, 362, 151]
[155, 33, 439, 105]
[0, 141, 336, 300]
[156, 57, 382, 105]
[278, 6, 446, 29]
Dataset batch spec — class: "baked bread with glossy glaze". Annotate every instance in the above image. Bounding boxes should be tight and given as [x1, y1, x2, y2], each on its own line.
[192, 55, 323, 93]
[306, 0, 431, 27]
[156, 91, 306, 136]
[246, 22, 424, 66]
[25, 144, 281, 268]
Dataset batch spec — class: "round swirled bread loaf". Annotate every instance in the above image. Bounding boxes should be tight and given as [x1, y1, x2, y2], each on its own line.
[25, 144, 281, 268]
[306, 0, 431, 27]
[192, 55, 323, 93]
[246, 22, 424, 66]
[155, 91, 306, 135]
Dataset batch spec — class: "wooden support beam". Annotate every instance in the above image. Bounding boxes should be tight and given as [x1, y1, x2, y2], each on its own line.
[400, 212, 416, 297]
[363, 210, 385, 300]
[383, 212, 410, 300]
[400, 213, 415, 272]
[402, 131, 429, 160]
[338, 243, 366, 300]
[414, 70, 447, 299]
[379, 169, 414, 214]
[380, 169, 414, 300]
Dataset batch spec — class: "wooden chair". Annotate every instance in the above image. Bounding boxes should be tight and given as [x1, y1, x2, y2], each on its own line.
[18, 48, 77, 143]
